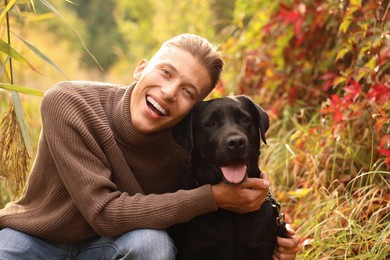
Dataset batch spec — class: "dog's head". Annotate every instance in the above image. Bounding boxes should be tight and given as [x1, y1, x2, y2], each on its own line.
[173, 95, 269, 186]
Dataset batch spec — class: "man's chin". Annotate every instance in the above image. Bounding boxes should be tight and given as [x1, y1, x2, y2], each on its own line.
[133, 121, 171, 135]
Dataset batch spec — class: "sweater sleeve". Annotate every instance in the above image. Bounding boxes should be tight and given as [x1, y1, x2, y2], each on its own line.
[40, 83, 217, 237]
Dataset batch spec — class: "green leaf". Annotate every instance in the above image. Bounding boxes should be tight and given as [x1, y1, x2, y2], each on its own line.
[0, 83, 43, 96]
[365, 57, 377, 71]
[358, 42, 371, 60]
[287, 188, 312, 199]
[0, 0, 17, 21]
[357, 67, 368, 81]
[336, 47, 350, 61]
[350, 0, 362, 7]
[0, 56, 10, 76]
[64, 0, 79, 4]
[361, 22, 368, 37]
[13, 33, 69, 79]
[339, 19, 351, 33]
[21, 12, 56, 22]
[27, 0, 36, 13]
[11, 91, 33, 157]
[0, 39, 42, 75]
[333, 76, 346, 86]
[373, 36, 382, 48]
[347, 6, 359, 15]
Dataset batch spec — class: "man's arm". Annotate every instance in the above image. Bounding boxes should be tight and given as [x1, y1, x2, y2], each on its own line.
[40, 84, 217, 236]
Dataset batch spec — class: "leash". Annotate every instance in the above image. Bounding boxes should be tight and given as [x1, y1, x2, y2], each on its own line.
[265, 192, 288, 238]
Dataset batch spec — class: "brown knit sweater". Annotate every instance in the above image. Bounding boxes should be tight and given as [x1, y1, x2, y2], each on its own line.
[0, 81, 217, 243]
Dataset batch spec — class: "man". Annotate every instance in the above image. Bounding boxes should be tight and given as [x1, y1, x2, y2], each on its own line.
[0, 34, 300, 259]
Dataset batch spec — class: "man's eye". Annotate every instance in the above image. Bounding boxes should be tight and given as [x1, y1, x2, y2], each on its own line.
[161, 68, 171, 77]
[182, 88, 193, 98]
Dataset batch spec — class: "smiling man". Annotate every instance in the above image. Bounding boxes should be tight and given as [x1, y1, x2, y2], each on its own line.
[0, 34, 301, 259]
[130, 46, 212, 134]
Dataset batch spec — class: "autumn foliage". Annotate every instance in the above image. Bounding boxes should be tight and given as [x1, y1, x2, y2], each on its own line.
[224, 0, 390, 168]
[222, 0, 389, 257]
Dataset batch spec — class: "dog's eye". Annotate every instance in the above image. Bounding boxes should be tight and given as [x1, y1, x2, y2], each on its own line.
[241, 116, 249, 123]
[206, 120, 216, 127]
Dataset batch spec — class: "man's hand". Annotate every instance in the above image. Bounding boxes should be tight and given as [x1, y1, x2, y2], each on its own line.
[273, 224, 302, 260]
[211, 174, 270, 214]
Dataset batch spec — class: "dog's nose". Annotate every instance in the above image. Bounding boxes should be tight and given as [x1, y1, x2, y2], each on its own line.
[226, 135, 246, 151]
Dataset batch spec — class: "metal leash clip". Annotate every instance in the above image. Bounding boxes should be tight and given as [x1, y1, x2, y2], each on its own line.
[276, 212, 285, 226]
[267, 192, 288, 238]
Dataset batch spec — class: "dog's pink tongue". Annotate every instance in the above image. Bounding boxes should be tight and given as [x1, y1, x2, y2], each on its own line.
[221, 164, 247, 184]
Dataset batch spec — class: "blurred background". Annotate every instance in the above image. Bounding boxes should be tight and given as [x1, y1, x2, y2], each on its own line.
[1, 0, 389, 258]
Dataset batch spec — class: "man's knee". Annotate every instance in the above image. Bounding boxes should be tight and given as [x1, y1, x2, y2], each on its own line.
[117, 229, 176, 260]
[0, 228, 60, 259]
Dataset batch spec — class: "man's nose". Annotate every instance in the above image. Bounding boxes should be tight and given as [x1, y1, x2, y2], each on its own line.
[161, 82, 179, 101]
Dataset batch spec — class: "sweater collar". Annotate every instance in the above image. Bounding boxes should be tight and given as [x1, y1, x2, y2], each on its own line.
[113, 82, 172, 149]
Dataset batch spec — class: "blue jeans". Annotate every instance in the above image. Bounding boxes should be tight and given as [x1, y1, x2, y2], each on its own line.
[0, 228, 176, 260]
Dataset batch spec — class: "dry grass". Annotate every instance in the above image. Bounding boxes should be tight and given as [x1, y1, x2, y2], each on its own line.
[0, 101, 30, 205]
[262, 107, 390, 259]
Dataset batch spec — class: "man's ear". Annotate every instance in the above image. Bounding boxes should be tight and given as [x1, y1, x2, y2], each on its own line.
[133, 59, 148, 80]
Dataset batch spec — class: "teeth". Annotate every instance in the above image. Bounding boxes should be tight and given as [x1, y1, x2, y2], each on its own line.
[146, 96, 167, 116]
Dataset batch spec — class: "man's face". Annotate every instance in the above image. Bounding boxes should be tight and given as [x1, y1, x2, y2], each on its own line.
[130, 47, 212, 134]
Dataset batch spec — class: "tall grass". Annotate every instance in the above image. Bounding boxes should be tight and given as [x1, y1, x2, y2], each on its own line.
[0, 0, 97, 207]
[261, 105, 390, 259]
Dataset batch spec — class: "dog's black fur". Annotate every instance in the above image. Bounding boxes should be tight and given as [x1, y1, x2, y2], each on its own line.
[170, 95, 283, 260]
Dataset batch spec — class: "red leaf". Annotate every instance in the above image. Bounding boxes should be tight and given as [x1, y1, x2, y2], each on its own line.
[294, 17, 304, 38]
[330, 94, 342, 105]
[328, 94, 354, 123]
[379, 46, 390, 62]
[321, 72, 337, 92]
[333, 110, 343, 123]
[380, 146, 390, 154]
[321, 72, 337, 81]
[368, 82, 390, 103]
[380, 135, 390, 150]
[344, 80, 362, 102]
[385, 156, 390, 165]
[275, 4, 304, 37]
[264, 20, 277, 34]
[379, 135, 390, 166]
[288, 86, 298, 104]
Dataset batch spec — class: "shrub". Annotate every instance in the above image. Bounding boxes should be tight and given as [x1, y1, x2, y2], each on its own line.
[222, 0, 390, 257]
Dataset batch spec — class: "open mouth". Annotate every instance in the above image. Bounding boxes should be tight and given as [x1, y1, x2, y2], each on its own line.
[146, 96, 168, 116]
[220, 158, 247, 184]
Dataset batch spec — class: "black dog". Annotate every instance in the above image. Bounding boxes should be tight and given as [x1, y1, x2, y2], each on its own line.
[170, 95, 286, 260]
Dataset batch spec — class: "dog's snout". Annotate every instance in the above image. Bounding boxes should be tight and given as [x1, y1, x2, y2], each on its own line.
[226, 135, 246, 151]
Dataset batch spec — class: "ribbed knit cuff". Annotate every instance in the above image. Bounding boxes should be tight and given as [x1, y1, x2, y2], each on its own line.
[187, 184, 218, 219]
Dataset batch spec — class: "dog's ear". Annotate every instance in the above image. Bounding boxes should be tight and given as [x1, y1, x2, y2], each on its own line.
[237, 95, 269, 144]
[172, 111, 194, 153]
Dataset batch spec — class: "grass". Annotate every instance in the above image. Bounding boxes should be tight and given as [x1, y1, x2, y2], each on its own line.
[261, 105, 390, 259]
[297, 179, 389, 259]
[0, 91, 41, 207]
